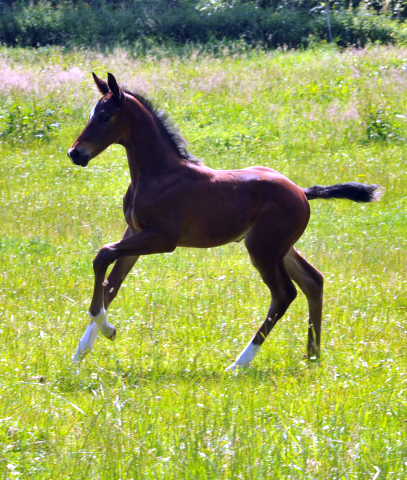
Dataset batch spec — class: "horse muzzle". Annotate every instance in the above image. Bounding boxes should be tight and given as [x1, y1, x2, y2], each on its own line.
[68, 148, 90, 167]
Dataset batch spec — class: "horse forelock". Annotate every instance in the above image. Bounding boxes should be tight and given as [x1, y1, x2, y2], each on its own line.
[123, 89, 201, 164]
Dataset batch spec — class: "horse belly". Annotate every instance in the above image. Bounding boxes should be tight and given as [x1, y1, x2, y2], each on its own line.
[177, 171, 307, 248]
[178, 195, 253, 248]
[178, 227, 248, 248]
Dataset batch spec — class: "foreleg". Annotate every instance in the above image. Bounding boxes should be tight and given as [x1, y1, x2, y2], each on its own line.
[89, 228, 177, 339]
[73, 227, 139, 362]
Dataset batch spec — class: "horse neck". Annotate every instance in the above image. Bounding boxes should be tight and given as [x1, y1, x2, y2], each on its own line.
[124, 101, 183, 184]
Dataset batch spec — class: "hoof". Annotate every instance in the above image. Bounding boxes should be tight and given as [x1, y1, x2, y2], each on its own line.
[72, 347, 89, 364]
[108, 327, 116, 341]
[225, 362, 247, 372]
[99, 324, 116, 340]
[72, 354, 83, 364]
[307, 344, 320, 360]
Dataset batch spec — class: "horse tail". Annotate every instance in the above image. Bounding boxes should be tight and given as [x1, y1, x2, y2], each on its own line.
[304, 182, 384, 203]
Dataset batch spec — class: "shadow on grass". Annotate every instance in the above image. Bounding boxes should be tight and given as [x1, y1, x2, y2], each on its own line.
[54, 357, 322, 394]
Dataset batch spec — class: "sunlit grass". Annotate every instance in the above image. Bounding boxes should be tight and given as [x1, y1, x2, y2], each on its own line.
[0, 44, 406, 478]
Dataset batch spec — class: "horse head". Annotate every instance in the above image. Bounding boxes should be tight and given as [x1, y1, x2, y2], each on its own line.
[68, 73, 127, 167]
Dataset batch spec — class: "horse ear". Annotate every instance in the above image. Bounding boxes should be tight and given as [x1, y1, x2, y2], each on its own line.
[107, 72, 124, 101]
[92, 72, 109, 95]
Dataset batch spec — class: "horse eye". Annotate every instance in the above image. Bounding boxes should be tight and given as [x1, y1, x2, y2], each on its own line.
[100, 114, 111, 123]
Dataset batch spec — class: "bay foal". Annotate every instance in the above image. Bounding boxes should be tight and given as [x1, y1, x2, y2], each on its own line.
[68, 73, 382, 369]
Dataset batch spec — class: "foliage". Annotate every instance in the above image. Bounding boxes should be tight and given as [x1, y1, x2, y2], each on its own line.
[0, 45, 406, 478]
[1, 0, 407, 48]
[0, 100, 60, 142]
[363, 102, 405, 140]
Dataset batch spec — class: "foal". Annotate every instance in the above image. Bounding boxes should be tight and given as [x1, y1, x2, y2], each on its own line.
[68, 73, 382, 369]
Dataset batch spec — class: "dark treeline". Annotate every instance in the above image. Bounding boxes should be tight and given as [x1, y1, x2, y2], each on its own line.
[2, 0, 405, 16]
[1, 0, 407, 48]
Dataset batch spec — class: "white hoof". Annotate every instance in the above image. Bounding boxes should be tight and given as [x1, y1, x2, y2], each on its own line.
[108, 327, 116, 341]
[89, 308, 117, 341]
[101, 324, 116, 341]
[72, 347, 88, 364]
[226, 339, 260, 372]
[225, 362, 248, 372]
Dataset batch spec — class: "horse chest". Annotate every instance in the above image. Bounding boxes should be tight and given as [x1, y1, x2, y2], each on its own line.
[124, 189, 160, 232]
[123, 205, 143, 233]
[123, 187, 143, 233]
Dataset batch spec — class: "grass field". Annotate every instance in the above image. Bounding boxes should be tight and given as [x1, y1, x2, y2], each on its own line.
[0, 44, 406, 479]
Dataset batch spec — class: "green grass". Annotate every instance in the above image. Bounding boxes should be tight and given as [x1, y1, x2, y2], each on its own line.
[0, 44, 406, 479]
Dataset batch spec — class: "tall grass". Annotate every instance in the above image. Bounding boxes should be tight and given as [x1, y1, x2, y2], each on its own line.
[0, 44, 406, 478]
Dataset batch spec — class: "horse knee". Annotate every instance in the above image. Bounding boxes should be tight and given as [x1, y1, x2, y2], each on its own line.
[274, 282, 297, 313]
[93, 244, 115, 272]
[284, 282, 297, 307]
[287, 283, 298, 303]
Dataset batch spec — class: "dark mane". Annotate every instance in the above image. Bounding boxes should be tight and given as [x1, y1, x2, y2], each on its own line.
[124, 89, 200, 164]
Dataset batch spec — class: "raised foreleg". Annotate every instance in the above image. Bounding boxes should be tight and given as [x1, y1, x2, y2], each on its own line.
[103, 227, 140, 310]
[73, 227, 139, 362]
[88, 228, 177, 341]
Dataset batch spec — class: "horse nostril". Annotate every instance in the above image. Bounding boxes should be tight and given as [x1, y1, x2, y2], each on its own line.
[69, 149, 80, 161]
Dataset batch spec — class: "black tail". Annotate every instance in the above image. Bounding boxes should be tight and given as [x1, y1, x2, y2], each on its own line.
[304, 182, 383, 203]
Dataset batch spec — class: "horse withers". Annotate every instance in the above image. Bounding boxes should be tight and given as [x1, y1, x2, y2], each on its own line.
[67, 73, 382, 369]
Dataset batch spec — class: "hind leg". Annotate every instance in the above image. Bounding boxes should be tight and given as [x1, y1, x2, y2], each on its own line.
[226, 228, 299, 370]
[226, 260, 297, 370]
[284, 247, 323, 358]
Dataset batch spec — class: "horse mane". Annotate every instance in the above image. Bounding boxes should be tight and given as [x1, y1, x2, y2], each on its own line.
[124, 89, 200, 164]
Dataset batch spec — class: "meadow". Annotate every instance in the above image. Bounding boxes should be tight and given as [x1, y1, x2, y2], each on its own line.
[0, 44, 406, 479]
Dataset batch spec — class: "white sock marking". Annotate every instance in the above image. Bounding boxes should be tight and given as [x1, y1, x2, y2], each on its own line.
[226, 336, 261, 371]
[89, 308, 116, 340]
[72, 321, 99, 363]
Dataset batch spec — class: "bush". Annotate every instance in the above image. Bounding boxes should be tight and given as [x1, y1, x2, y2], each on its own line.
[0, 99, 60, 142]
[1, 1, 407, 49]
